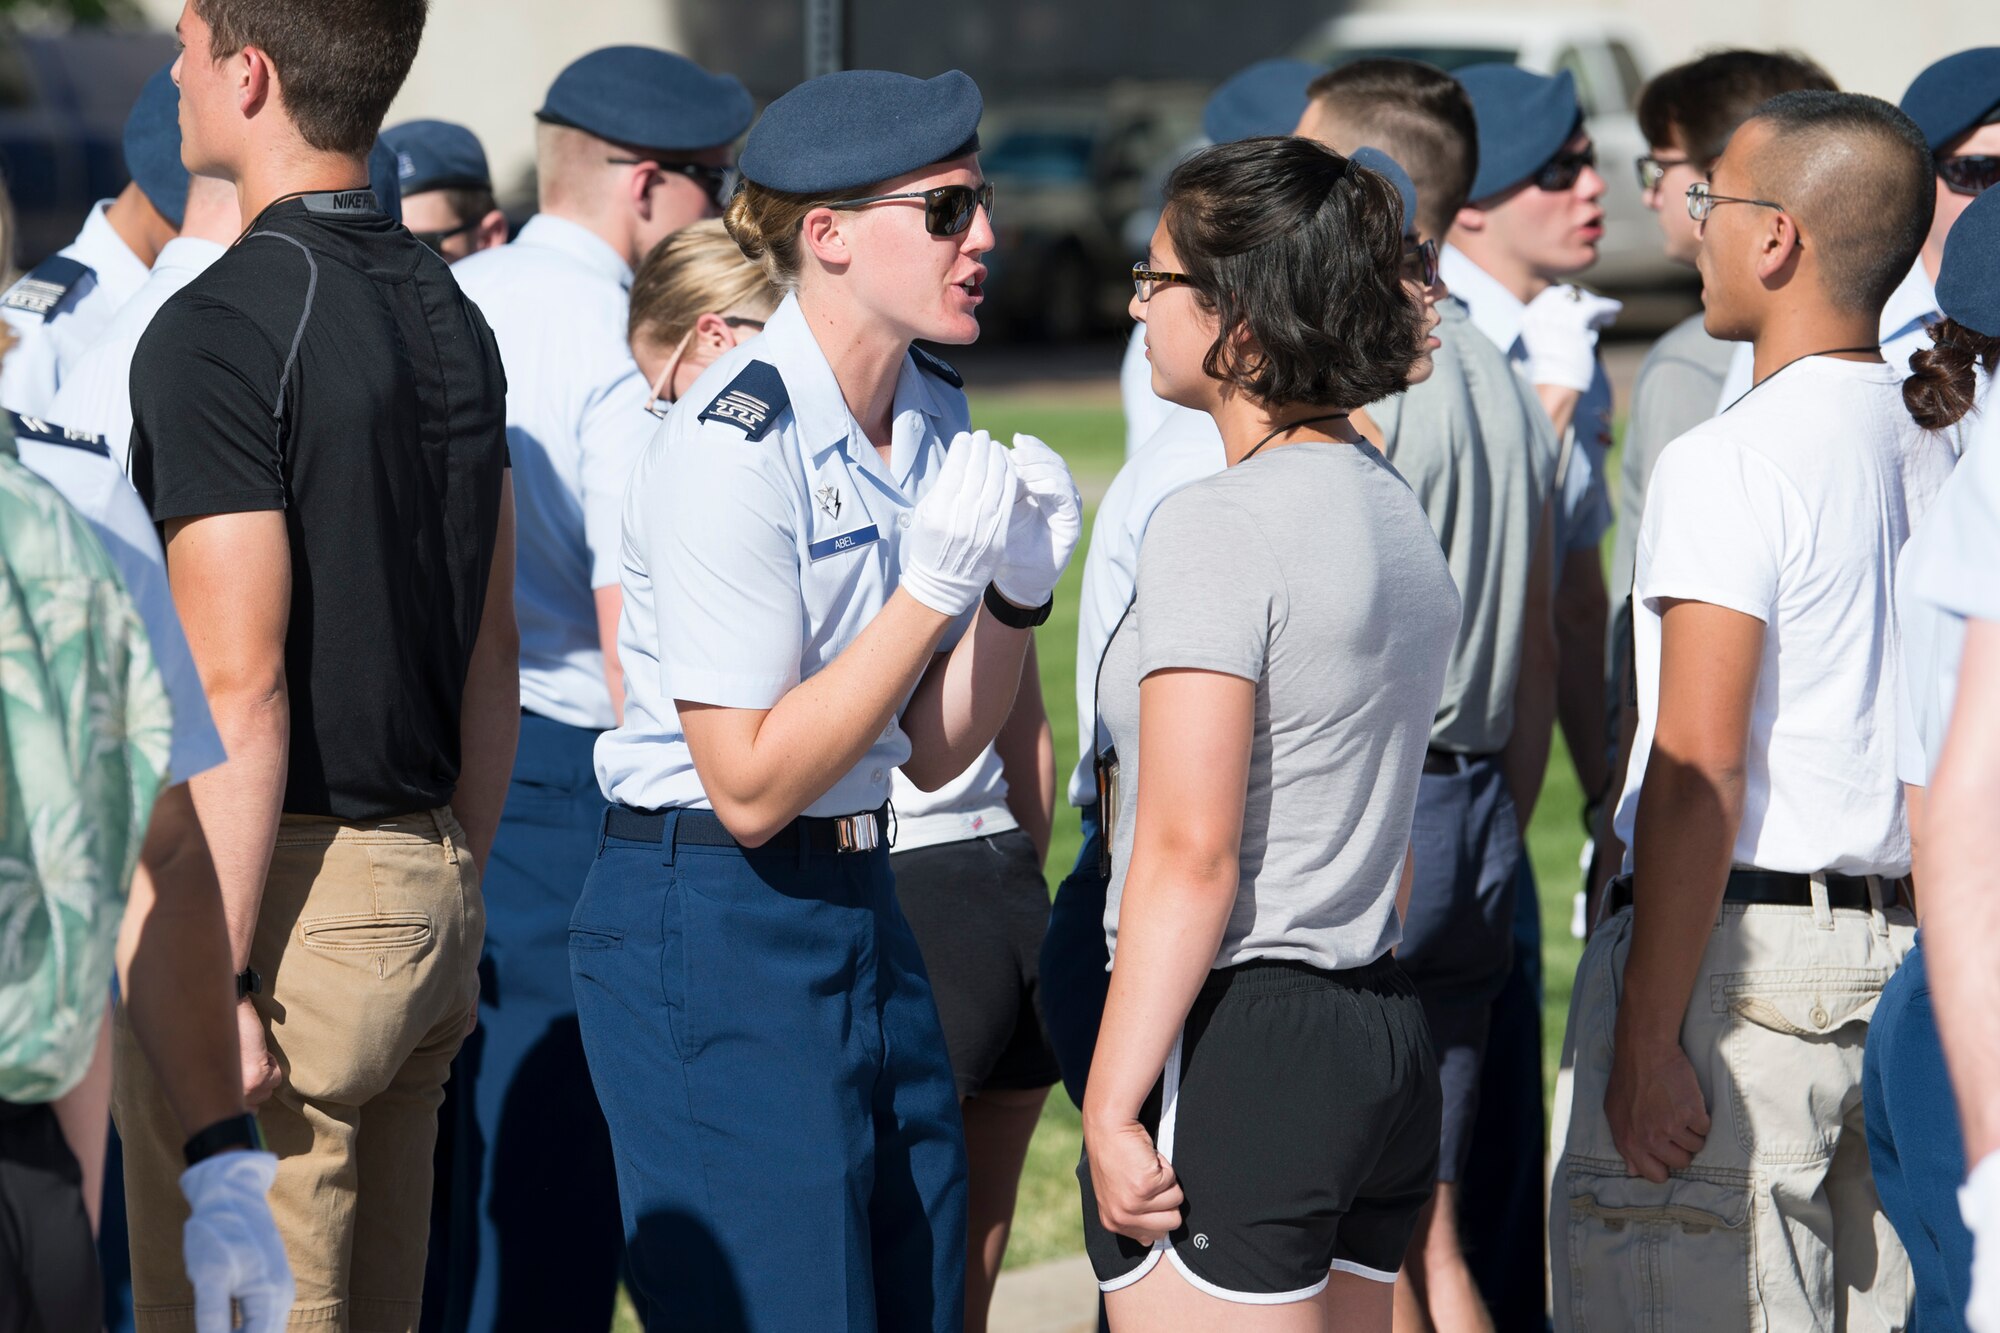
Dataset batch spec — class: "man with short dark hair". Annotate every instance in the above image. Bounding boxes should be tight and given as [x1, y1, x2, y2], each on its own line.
[381, 119, 507, 261]
[1550, 91, 1946, 1330]
[116, 2, 517, 1328]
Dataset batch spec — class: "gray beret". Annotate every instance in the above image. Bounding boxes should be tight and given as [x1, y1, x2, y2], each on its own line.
[1900, 47, 2000, 152]
[1938, 185, 2000, 336]
[123, 63, 188, 228]
[1202, 59, 1322, 145]
[538, 46, 753, 152]
[737, 69, 981, 195]
[382, 119, 491, 195]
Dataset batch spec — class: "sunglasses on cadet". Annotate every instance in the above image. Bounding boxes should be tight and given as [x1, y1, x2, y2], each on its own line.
[606, 157, 738, 210]
[1635, 154, 1691, 192]
[1134, 241, 1438, 303]
[1534, 144, 1597, 192]
[829, 182, 994, 237]
[411, 217, 479, 255]
[1684, 180, 1785, 223]
[1938, 155, 2000, 198]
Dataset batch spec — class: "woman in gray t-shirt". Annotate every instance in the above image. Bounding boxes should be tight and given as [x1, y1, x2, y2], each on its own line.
[1077, 137, 1460, 1329]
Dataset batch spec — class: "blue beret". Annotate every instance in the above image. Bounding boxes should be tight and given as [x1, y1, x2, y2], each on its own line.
[1900, 47, 2000, 152]
[1351, 146, 1418, 240]
[1937, 183, 2000, 336]
[368, 139, 403, 223]
[1459, 64, 1583, 201]
[1203, 59, 1322, 145]
[382, 120, 491, 195]
[738, 69, 981, 195]
[123, 63, 188, 228]
[538, 46, 752, 152]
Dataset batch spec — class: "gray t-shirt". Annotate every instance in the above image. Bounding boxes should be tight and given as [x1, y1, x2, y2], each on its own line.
[1368, 297, 1558, 754]
[1098, 441, 1461, 972]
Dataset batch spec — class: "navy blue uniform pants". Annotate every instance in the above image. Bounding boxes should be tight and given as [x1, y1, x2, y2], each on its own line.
[571, 809, 968, 1332]
[422, 713, 625, 1333]
[1865, 936, 1975, 1332]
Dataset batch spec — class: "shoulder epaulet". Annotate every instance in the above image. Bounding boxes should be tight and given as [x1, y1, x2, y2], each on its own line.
[697, 360, 789, 441]
[7, 411, 110, 458]
[2, 256, 93, 322]
[909, 345, 963, 388]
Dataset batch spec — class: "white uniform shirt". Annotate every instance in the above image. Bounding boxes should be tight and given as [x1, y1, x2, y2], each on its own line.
[1441, 243, 1613, 554]
[16, 426, 225, 785]
[47, 237, 227, 466]
[1897, 425, 2000, 785]
[1613, 357, 1955, 876]
[452, 214, 656, 731]
[0, 202, 152, 419]
[596, 293, 973, 815]
[1068, 406, 1225, 806]
[1119, 324, 1177, 459]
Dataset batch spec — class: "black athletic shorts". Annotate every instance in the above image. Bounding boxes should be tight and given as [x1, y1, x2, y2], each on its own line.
[890, 828, 1062, 1098]
[1078, 956, 1440, 1303]
[0, 1099, 101, 1333]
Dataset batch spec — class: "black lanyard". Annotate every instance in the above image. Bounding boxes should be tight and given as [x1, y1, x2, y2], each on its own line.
[1722, 345, 1881, 414]
[1239, 411, 1351, 463]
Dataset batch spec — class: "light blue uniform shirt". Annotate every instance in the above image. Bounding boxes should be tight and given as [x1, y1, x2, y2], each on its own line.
[1067, 405, 1225, 806]
[1441, 243, 1613, 554]
[1119, 324, 1178, 459]
[452, 214, 657, 731]
[596, 293, 973, 815]
[0, 202, 152, 420]
[1898, 423, 1998, 785]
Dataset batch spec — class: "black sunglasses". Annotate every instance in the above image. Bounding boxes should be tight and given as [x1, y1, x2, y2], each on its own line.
[1938, 155, 2000, 198]
[411, 217, 479, 254]
[830, 182, 994, 237]
[1404, 237, 1440, 287]
[606, 156, 738, 209]
[1533, 144, 1597, 193]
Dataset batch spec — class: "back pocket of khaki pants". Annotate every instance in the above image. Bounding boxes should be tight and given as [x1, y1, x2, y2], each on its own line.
[1562, 1166, 1758, 1332]
[300, 913, 434, 951]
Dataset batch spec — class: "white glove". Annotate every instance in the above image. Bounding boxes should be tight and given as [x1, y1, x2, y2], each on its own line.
[993, 434, 1083, 610]
[901, 430, 1018, 616]
[1966, 1150, 2000, 1333]
[1520, 284, 1623, 392]
[181, 1150, 294, 1333]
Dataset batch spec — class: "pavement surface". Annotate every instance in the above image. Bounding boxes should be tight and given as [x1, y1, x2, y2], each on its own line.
[989, 1256, 1100, 1333]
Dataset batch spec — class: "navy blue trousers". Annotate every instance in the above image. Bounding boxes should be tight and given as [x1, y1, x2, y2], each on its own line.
[1865, 936, 1975, 1332]
[1039, 807, 1110, 1111]
[422, 713, 625, 1333]
[571, 808, 967, 1332]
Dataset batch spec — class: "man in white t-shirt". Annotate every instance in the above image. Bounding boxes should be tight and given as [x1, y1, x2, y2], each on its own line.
[1549, 91, 1955, 1330]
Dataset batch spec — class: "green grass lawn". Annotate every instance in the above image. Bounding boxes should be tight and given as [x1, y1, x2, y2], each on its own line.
[611, 392, 1597, 1326]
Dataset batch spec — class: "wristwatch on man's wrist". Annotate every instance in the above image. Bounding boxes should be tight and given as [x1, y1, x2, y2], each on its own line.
[983, 582, 1053, 629]
[236, 967, 261, 1001]
[183, 1112, 265, 1167]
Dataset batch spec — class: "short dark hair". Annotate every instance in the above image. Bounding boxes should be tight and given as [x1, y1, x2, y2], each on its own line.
[1744, 91, 1934, 316]
[1303, 58, 1477, 238]
[1637, 49, 1836, 170]
[438, 186, 497, 229]
[194, 0, 428, 156]
[1162, 136, 1424, 411]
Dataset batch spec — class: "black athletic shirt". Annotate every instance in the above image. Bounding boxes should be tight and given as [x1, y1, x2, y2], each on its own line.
[131, 189, 509, 820]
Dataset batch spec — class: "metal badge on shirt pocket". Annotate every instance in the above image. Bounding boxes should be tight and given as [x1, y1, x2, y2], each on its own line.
[804, 466, 883, 563]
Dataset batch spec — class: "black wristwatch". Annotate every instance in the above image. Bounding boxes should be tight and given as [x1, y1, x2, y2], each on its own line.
[183, 1112, 265, 1167]
[983, 583, 1053, 629]
[236, 967, 261, 1001]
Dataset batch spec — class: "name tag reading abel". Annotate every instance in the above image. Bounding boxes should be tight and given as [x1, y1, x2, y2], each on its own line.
[808, 525, 880, 561]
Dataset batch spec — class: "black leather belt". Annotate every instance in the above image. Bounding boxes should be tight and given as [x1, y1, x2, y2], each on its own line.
[1609, 868, 1896, 914]
[604, 804, 890, 854]
[1423, 748, 1497, 775]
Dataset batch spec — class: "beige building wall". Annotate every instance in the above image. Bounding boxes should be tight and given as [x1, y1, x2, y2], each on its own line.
[1356, 0, 1991, 99]
[136, 0, 691, 203]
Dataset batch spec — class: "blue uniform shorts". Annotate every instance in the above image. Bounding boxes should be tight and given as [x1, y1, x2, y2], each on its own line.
[570, 808, 968, 1332]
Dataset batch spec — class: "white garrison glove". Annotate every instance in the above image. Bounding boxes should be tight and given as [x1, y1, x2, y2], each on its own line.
[181, 1150, 294, 1333]
[1966, 1150, 2000, 1333]
[900, 429, 1018, 616]
[1520, 284, 1623, 392]
[992, 434, 1084, 610]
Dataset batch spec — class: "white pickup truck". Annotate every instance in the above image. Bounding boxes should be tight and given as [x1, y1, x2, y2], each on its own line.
[1296, 10, 1682, 294]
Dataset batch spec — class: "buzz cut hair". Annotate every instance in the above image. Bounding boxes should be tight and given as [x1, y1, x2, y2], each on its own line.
[193, 0, 428, 157]
[1301, 58, 1477, 240]
[1745, 90, 1934, 316]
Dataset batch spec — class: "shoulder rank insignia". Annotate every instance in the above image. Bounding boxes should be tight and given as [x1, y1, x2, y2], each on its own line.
[697, 360, 789, 441]
[909, 345, 963, 388]
[7, 410, 109, 457]
[2, 255, 92, 322]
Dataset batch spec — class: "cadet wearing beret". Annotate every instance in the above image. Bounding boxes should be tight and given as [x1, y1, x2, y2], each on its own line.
[428, 45, 753, 1333]
[381, 119, 508, 261]
[0, 65, 183, 419]
[576, 68, 1080, 1329]
[1714, 46, 2000, 424]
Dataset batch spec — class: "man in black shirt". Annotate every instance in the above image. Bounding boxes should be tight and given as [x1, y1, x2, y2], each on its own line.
[117, 2, 516, 1328]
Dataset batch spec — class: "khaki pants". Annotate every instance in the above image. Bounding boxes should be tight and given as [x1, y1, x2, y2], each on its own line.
[115, 809, 483, 1333]
[1551, 894, 1915, 1331]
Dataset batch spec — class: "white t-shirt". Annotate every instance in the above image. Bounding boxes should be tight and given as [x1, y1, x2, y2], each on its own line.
[1614, 357, 1955, 877]
[889, 748, 1018, 853]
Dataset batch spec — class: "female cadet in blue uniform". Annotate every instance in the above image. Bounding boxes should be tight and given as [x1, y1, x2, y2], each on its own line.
[571, 69, 1082, 1331]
